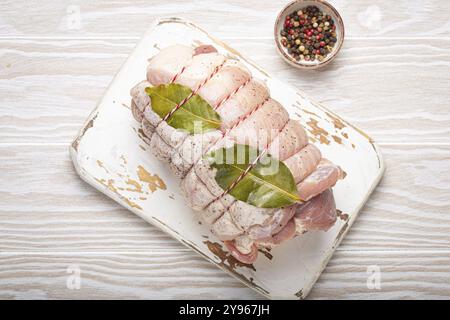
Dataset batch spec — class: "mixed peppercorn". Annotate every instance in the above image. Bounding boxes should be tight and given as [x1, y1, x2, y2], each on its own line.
[280, 5, 337, 62]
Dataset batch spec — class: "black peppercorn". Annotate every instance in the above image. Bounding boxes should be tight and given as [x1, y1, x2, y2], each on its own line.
[281, 5, 337, 62]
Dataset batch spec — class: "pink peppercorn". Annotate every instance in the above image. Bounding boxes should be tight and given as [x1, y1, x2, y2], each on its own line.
[279, 5, 337, 63]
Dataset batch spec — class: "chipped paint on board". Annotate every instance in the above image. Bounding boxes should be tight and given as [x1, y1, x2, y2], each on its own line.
[204, 241, 256, 271]
[125, 178, 143, 193]
[137, 165, 167, 192]
[337, 210, 349, 221]
[96, 160, 109, 173]
[71, 113, 98, 151]
[258, 249, 273, 261]
[332, 135, 343, 144]
[307, 118, 330, 145]
[93, 158, 167, 210]
[94, 178, 143, 210]
[69, 17, 385, 300]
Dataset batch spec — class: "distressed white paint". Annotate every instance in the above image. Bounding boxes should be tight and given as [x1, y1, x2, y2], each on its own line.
[1, 0, 450, 300]
[70, 18, 384, 299]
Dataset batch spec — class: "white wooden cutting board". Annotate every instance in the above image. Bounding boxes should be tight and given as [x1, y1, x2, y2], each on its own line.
[70, 17, 385, 299]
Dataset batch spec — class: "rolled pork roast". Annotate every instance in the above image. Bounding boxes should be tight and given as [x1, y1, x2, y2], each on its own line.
[130, 44, 343, 264]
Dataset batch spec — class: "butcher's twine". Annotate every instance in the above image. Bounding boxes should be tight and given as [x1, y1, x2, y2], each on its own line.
[170, 66, 187, 83]
[164, 59, 293, 204]
[213, 78, 251, 110]
[219, 119, 288, 199]
[163, 61, 226, 122]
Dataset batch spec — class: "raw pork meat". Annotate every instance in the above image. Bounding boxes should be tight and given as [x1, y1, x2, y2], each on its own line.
[130, 45, 342, 263]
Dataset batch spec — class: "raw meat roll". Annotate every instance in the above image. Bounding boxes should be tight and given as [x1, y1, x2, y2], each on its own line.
[130, 44, 342, 264]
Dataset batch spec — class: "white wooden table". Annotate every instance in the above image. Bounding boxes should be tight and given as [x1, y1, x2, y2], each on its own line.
[0, 0, 449, 299]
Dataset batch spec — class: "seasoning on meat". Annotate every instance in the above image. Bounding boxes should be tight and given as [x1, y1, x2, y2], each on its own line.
[130, 44, 343, 264]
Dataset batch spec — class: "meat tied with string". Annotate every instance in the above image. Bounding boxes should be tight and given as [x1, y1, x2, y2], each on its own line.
[130, 44, 343, 264]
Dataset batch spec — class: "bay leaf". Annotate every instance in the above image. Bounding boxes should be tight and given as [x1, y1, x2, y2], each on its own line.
[145, 83, 221, 134]
[206, 144, 300, 208]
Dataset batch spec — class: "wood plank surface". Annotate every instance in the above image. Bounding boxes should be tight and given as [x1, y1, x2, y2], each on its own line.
[1, 38, 449, 143]
[1, 144, 448, 253]
[1, 250, 449, 299]
[0, 0, 449, 299]
[0, 0, 449, 38]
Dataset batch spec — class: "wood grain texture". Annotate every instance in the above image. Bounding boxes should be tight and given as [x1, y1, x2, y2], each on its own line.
[1, 0, 450, 300]
[0, 250, 261, 300]
[0, 144, 449, 253]
[1, 250, 450, 299]
[1, 38, 450, 143]
[0, 0, 449, 38]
